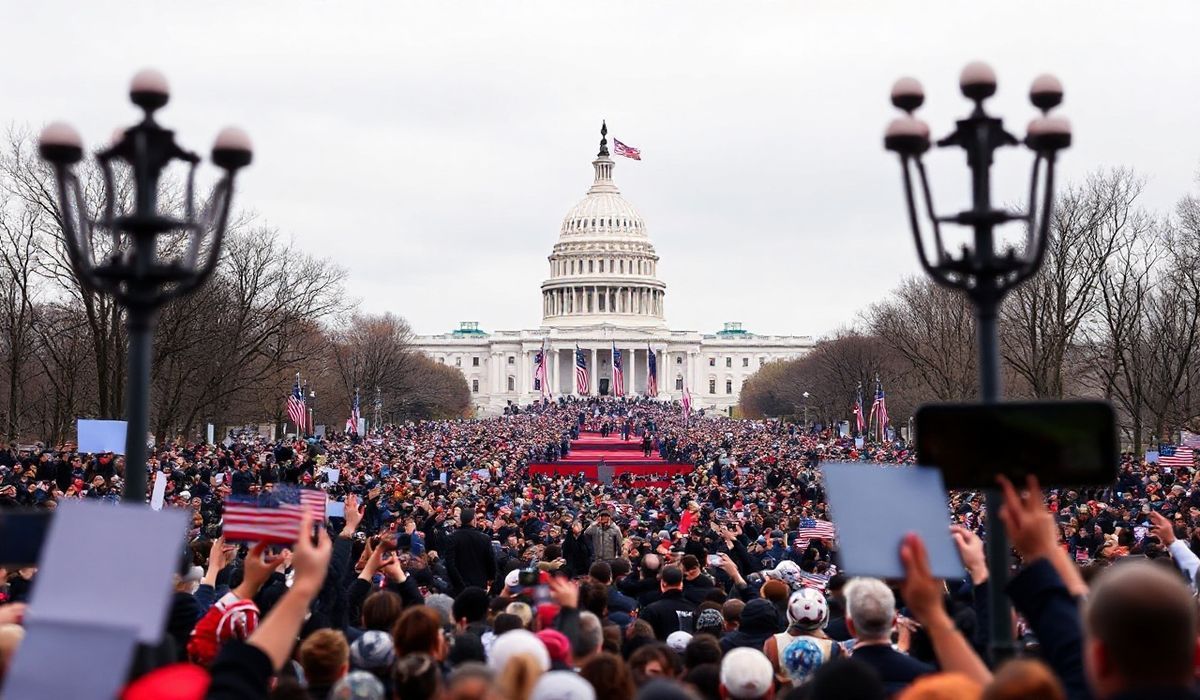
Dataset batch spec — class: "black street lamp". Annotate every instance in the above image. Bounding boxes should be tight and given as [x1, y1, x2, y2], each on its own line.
[38, 69, 251, 503]
[883, 62, 1070, 661]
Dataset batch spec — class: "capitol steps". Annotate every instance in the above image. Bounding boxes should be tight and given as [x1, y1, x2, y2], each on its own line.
[526, 431, 694, 486]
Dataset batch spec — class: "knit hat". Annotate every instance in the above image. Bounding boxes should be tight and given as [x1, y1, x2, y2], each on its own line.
[488, 629, 550, 672]
[531, 670, 596, 700]
[535, 629, 572, 666]
[720, 648, 775, 699]
[695, 608, 725, 636]
[350, 630, 396, 670]
[330, 670, 386, 700]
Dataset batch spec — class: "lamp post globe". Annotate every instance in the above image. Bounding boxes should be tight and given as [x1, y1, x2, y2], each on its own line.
[39, 69, 251, 503]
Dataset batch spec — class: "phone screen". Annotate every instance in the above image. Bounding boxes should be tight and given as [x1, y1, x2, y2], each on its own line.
[915, 400, 1117, 489]
[707, 555, 723, 567]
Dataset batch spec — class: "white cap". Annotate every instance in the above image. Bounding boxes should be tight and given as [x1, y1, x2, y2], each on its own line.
[720, 648, 774, 700]
[530, 671, 596, 700]
[488, 629, 550, 672]
[505, 568, 522, 590]
[666, 630, 693, 653]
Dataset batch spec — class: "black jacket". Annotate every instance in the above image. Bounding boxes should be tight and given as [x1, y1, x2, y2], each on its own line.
[849, 644, 935, 697]
[640, 589, 696, 640]
[719, 598, 780, 652]
[444, 525, 497, 593]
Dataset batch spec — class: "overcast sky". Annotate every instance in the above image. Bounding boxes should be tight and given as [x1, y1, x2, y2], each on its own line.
[7, 1, 1200, 337]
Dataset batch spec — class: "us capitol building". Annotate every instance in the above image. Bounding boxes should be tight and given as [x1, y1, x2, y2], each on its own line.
[413, 125, 813, 415]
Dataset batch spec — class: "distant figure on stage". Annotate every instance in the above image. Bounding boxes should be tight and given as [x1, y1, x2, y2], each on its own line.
[597, 457, 614, 486]
[622, 420, 631, 441]
[642, 432, 653, 458]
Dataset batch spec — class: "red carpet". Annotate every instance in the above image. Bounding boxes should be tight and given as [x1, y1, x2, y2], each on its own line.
[527, 432, 694, 482]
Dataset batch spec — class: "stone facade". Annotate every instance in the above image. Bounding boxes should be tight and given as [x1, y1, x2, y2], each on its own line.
[412, 126, 813, 414]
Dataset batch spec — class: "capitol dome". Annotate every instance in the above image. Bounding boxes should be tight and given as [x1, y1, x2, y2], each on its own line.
[541, 123, 666, 328]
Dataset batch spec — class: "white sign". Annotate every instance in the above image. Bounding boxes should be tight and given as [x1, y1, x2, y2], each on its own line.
[206, 423, 215, 445]
[76, 419, 127, 454]
[149, 471, 168, 511]
[324, 467, 340, 484]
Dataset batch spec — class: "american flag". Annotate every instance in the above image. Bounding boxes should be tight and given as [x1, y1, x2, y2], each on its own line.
[345, 387, 361, 433]
[301, 488, 327, 521]
[868, 377, 889, 443]
[286, 374, 307, 434]
[1161, 446, 1196, 468]
[534, 339, 551, 398]
[646, 345, 658, 397]
[852, 384, 865, 436]
[222, 484, 309, 544]
[799, 571, 830, 591]
[797, 518, 836, 545]
[1182, 430, 1200, 449]
[575, 346, 590, 395]
[681, 381, 692, 427]
[613, 138, 641, 160]
[611, 343, 625, 397]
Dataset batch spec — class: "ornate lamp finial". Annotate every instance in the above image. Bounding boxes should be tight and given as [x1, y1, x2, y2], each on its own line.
[598, 120, 609, 156]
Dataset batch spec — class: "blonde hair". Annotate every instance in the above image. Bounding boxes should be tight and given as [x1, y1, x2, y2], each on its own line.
[982, 659, 1065, 700]
[494, 652, 543, 700]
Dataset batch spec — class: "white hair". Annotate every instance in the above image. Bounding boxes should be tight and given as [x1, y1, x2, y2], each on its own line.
[577, 611, 604, 658]
[844, 577, 895, 642]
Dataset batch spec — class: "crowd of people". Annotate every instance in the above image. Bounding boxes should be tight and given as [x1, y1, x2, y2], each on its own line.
[0, 395, 1197, 700]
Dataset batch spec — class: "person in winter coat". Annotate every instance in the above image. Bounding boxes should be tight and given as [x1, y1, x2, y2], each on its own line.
[639, 567, 697, 640]
[719, 598, 782, 652]
[583, 510, 623, 562]
[562, 520, 594, 576]
[443, 507, 497, 594]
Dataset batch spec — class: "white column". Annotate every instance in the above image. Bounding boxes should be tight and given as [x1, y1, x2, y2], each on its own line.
[590, 347, 598, 394]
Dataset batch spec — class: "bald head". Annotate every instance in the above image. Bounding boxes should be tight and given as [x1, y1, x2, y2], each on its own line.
[1084, 560, 1197, 694]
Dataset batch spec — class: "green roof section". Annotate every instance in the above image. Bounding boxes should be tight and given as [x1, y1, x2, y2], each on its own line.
[451, 321, 489, 337]
[716, 321, 749, 336]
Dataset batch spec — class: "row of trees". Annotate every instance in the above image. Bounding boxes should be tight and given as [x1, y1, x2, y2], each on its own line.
[0, 128, 469, 445]
[741, 169, 1200, 453]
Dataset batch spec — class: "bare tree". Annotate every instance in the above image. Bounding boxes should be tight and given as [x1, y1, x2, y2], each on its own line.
[1003, 169, 1147, 398]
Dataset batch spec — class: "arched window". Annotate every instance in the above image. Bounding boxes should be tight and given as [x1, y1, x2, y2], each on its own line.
[507, 376, 515, 391]
[589, 260, 594, 273]
[471, 379, 479, 393]
[675, 375, 684, 390]
[599, 260, 604, 272]
[620, 260, 624, 273]
[708, 378, 717, 394]
[725, 380, 733, 394]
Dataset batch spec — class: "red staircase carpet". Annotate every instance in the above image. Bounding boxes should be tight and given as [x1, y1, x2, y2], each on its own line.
[527, 432, 693, 485]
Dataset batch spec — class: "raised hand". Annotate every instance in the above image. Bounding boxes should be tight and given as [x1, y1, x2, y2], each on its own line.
[950, 525, 987, 584]
[548, 575, 579, 609]
[235, 542, 287, 599]
[1149, 510, 1177, 546]
[291, 513, 332, 599]
[899, 533, 946, 626]
[341, 494, 363, 537]
[997, 475, 1057, 563]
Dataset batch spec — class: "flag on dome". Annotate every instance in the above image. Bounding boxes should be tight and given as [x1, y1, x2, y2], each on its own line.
[286, 374, 306, 434]
[646, 345, 658, 397]
[611, 343, 625, 397]
[575, 346, 590, 395]
[613, 138, 641, 160]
